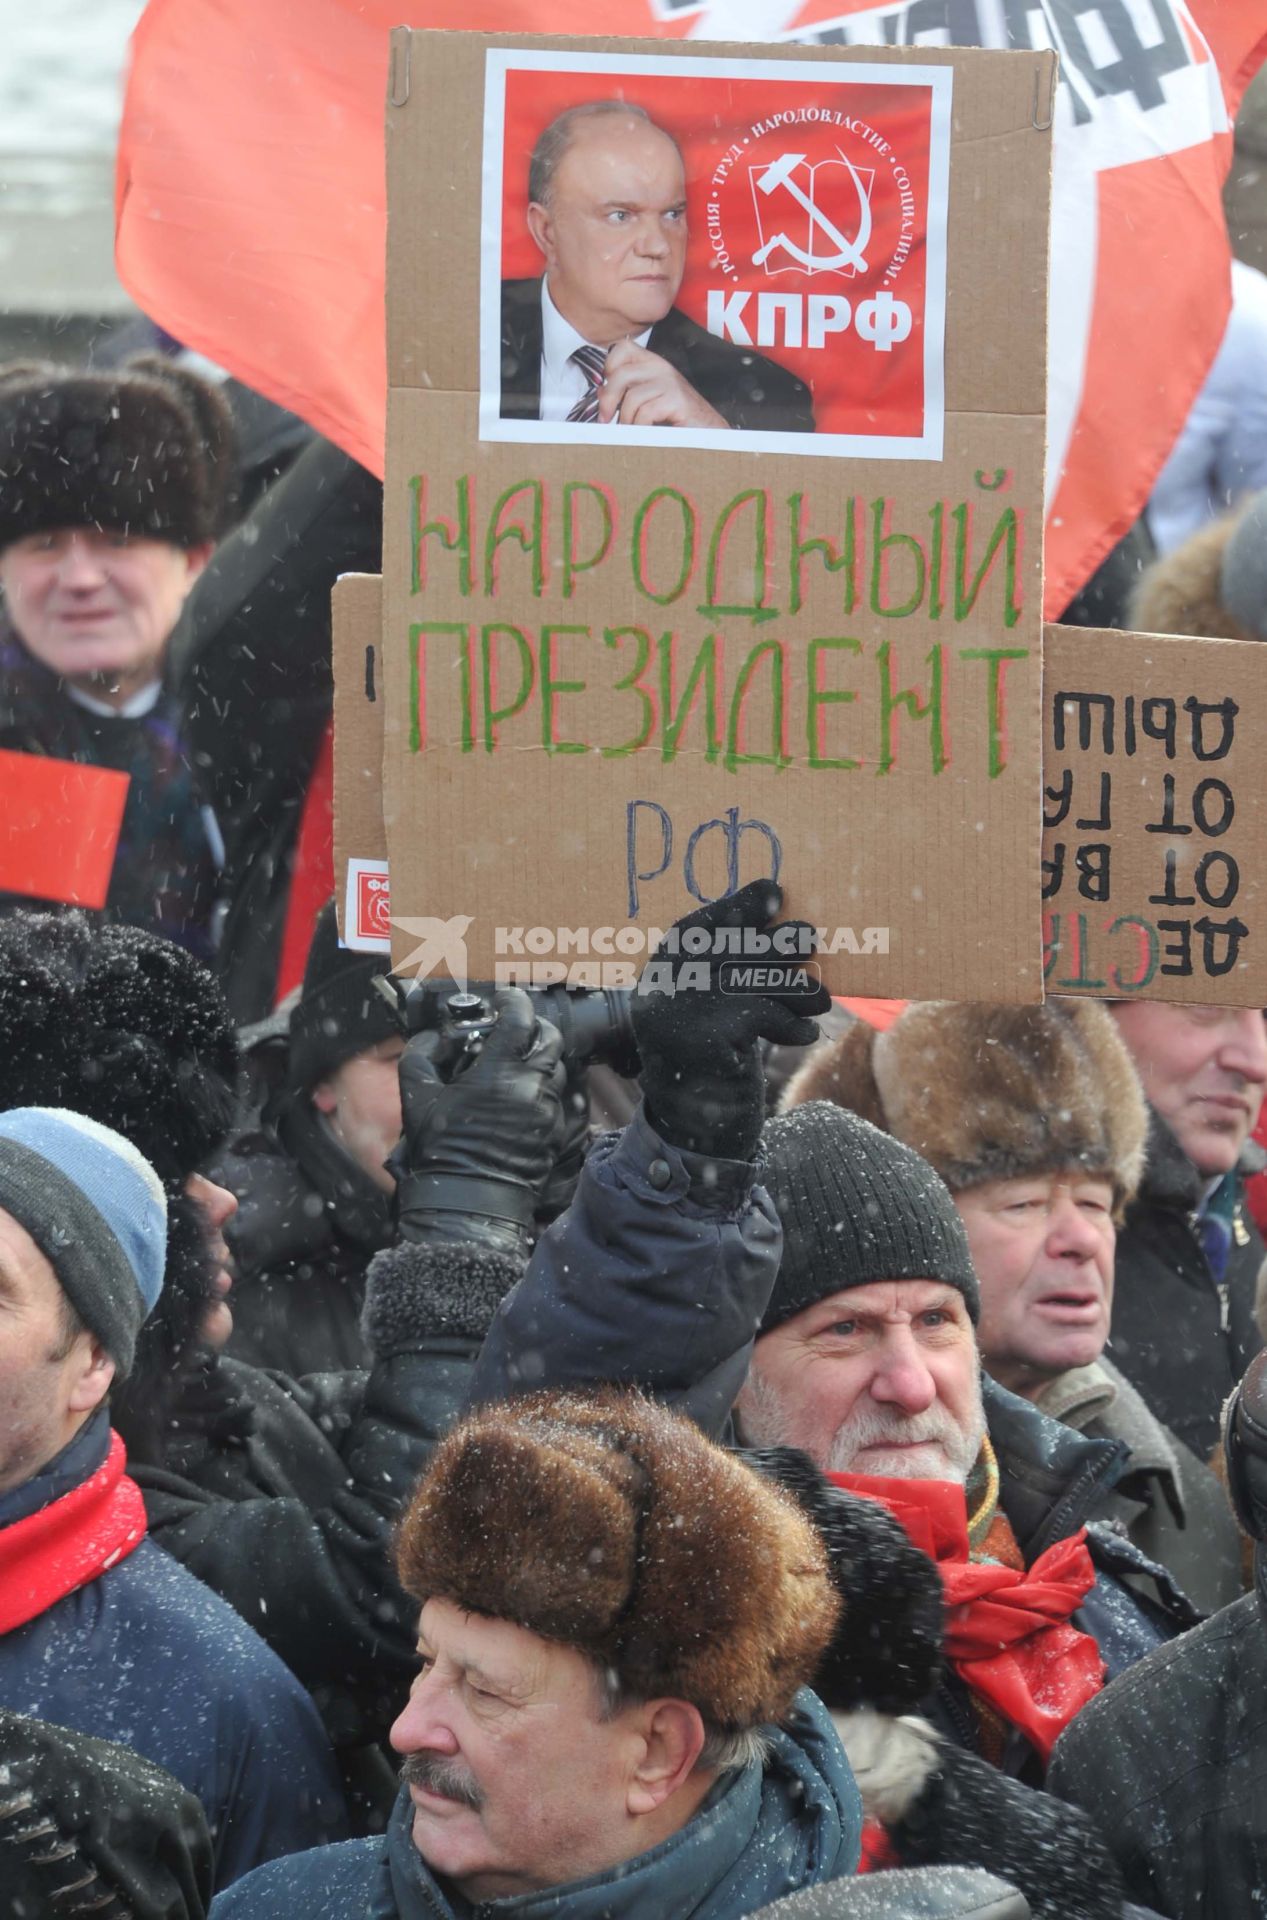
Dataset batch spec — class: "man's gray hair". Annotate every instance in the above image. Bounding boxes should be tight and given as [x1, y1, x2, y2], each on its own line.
[593, 1664, 770, 1776]
[528, 101, 680, 207]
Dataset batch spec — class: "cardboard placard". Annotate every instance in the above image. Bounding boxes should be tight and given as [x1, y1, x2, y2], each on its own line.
[332, 573, 391, 950]
[1042, 625, 1267, 1006]
[381, 31, 1054, 996]
[0, 749, 129, 909]
[337, 609, 1267, 1004]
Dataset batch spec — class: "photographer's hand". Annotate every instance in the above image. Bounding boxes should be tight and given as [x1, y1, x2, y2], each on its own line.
[633, 881, 831, 1162]
[391, 988, 565, 1256]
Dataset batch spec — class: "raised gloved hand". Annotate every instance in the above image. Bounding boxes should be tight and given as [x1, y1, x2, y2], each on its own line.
[632, 880, 831, 1161]
[390, 987, 565, 1256]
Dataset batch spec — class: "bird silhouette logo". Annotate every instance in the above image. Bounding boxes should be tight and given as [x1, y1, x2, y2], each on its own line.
[390, 915, 473, 985]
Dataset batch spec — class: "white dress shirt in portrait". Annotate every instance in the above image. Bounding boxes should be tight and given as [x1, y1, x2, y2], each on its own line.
[537, 278, 652, 423]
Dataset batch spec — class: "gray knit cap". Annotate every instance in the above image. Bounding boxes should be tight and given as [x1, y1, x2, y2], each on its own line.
[759, 1102, 980, 1333]
[0, 1107, 167, 1375]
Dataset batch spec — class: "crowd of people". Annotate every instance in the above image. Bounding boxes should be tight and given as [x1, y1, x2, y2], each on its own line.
[2, 204, 1267, 1920]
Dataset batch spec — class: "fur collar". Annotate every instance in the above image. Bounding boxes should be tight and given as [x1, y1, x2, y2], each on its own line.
[1036, 1359, 1185, 1515]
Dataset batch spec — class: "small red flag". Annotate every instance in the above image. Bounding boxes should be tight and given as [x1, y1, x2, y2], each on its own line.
[0, 749, 129, 909]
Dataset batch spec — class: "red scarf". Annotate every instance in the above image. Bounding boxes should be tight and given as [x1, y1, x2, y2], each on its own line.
[829, 1471, 1104, 1761]
[0, 1432, 147, 1634]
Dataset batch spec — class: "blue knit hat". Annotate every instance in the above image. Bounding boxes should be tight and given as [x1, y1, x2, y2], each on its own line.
[0, 1108, 167, 1375]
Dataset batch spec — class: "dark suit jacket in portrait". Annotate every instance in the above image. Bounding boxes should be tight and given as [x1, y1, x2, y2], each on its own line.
[499, 278, 816, 434]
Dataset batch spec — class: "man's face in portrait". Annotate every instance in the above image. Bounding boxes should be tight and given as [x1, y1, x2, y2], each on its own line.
[527, 114, 688, 348]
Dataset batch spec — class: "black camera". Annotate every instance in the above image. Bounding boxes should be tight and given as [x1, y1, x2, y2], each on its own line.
[375, 978, 640, 1080]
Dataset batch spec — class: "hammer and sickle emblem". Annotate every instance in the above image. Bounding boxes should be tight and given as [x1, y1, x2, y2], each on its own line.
[751, 148, 873, 274]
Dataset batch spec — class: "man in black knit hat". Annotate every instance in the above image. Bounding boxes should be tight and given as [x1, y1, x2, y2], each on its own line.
[216, 898, 401, 1372]
[0, 357, 237, 960]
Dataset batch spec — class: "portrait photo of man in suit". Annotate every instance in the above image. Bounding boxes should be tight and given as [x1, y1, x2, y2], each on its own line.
[500, 100, 816, 434]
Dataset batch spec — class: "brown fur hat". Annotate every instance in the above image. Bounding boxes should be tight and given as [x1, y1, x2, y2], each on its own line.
[396, 1388, 839, 1733]
[783, 1000, 1147, 1216]
[0, 355, 237, 553]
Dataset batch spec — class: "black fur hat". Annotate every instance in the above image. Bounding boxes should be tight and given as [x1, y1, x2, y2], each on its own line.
[0, 911, 240, 1185]
[0, 355, 237, 553]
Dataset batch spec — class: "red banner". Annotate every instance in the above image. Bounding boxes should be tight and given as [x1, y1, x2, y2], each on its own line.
[116, 0, 1267, 615]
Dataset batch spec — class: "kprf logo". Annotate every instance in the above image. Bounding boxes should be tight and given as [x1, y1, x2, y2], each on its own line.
[705, 101, 923, 357]
[749, 149, 874, 277]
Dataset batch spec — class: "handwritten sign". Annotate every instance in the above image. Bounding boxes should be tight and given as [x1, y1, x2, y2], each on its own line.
[381, 31, 1054, 998]
[1042, 625, 1267, 1006]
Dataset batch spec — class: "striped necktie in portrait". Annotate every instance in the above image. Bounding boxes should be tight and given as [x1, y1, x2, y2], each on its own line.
[566, 343, 608, 422]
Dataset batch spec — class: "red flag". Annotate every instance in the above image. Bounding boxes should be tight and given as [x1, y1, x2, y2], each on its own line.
[274, 722, 334, 1003]
[116, 0, 690, 476]
[117, 0, 1267, 614]
[0, 750, 129, 909]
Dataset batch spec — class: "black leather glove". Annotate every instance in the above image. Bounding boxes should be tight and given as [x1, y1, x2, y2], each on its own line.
[632, 880, 831, 1161]
[535, 1061, 592, 1224]
[390, 988, 565, 1256]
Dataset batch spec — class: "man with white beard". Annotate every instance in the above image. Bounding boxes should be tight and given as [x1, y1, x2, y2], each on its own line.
[732, 1106, 988, 1488]
[472, 888, 1197, 1793]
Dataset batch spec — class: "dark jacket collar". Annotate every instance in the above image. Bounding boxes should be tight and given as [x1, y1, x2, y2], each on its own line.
[273, 1094, 393, 1251]
[981, 1375, 1128, 1560]
[1134, 1103, 1266, 1214]
[0, 1408, 111, 1528]
[1136, 1107, 1204, 1211]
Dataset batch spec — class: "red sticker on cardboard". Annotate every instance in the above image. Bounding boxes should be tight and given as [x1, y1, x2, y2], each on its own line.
[346, 859, 393, 949]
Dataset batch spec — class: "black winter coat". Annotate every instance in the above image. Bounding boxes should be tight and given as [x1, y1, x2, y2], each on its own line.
[136, 1238, 519, 1755]
[1110, 1111, 1265, 1460]
[216, 1100, 393, 1375]
[0, 630, 221, 959]
[169, 439, 382, 1022]
[0, 1709, 213, 1920]
[1048, 1549, 1267, 1916]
